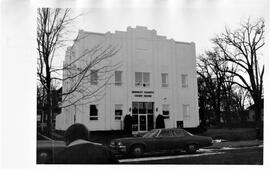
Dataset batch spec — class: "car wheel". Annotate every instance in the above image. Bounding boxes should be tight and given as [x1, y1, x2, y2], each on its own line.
[37, 151, 52, 164]
[186, 144, 197, 154]
[131, 145, 144, 157]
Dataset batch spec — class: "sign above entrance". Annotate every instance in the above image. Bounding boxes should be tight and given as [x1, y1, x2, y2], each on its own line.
[132, 90, 154, 98]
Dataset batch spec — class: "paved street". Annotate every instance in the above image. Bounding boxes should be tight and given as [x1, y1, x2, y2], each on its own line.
[118, 145, 263, 164]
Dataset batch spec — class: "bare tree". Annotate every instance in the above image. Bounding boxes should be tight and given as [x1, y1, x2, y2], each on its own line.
[197, 49, 239, 127]
[212, 18, 264, 130]
[37, 8, 119, 135]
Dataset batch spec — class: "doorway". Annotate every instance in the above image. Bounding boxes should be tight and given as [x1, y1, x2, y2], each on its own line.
[132, 102, 154, 132]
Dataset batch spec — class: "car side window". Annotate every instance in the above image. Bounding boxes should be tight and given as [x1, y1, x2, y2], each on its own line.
[158, 129, 174, 137]
[172, 129, 185, 137]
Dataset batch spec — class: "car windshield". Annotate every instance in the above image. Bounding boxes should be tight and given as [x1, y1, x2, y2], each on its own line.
[183, 130, 194, 136]
[142, 129, 159, 138]
[37, 133, 53, 141]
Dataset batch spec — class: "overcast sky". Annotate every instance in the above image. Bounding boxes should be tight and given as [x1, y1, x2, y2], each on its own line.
[48, 0, 269, 68]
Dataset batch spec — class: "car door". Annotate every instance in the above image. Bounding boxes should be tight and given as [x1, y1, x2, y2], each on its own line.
[171, 129, 189, 149]
[154, 129, 175, 151]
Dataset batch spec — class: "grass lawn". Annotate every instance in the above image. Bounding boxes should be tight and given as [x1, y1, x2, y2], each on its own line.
[199, 128, 257, 141]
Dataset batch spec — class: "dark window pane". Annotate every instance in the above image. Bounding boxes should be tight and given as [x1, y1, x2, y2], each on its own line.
[147, 102, 153, 114]
[139, 102, 146, 114]
[140, 116, 146, 131]
[90, 117, 98, 120]
[135, 72, 142, 86]
[90, 105, 98, 120]
[159, 129, 173, 137]
[132, 114, 138, 131]
[115, 117, 121, 120]
[91, 70, 98, 85]
[115, 71, 122, 86]
[173, 129, 185, 137]
[115, 110, 122, 116]
[163, 110, 169, 115]
[132, 115, 138, 123]
[90, 105, 98, 116]
[147, 115, 154, 130]
[132, 102, 138, 114]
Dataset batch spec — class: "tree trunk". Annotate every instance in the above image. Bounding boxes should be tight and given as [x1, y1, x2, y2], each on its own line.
[45, 64, 52, 136]
[254, 97, 262, 139]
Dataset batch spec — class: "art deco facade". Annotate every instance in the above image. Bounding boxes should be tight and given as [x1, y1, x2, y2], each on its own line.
[56, 26, 199, 133]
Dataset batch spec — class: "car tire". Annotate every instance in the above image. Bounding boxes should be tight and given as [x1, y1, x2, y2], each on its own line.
[186, 144, 197, 154]
[130, 145, 144, 157]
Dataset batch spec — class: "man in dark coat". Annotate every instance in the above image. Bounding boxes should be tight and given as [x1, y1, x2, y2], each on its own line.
[54, 123, 118, 164]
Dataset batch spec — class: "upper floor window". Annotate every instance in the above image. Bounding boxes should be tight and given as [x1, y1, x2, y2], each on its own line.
[89, 104, 98, 120]
[183, 104, 190, 120]
[115, 104, 123, 120]
[161, 73, 169, 87]
[162, 104, 170, 119]
[135, 72, 150, 87]
[181, 74, 188, 88]
[90, 70, 98, 85]
[115, 71, 122, 86]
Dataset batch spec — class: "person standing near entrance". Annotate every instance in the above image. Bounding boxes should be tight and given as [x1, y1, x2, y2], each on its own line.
[54, 123, 118, 164]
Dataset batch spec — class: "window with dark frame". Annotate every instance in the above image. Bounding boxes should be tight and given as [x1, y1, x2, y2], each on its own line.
[115, 71, 122, 86]
[89, 105, 98, 120]
[162, 104, 170, 119]
[161, 73, 169, 87]
[90, 70, 98, 85]
[115, 104, 123, 120]
[183, 104, 190, 120]
[181, 74, 188, 88]
[135, 72, 150, 87]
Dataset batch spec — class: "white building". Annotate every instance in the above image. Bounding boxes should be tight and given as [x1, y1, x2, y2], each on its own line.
[56, 26, 199, 133]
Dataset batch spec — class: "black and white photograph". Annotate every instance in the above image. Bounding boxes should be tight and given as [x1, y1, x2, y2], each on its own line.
[1, 0, 269, 168]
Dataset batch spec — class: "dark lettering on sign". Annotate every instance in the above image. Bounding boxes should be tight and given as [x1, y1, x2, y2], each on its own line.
[144, 91, 154, 94]
[134, 95, 143, 97]
[144, 95, 152, 97]
[132, 91, 143, 93]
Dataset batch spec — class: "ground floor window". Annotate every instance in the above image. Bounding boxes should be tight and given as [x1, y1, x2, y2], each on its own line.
[183, 104, 190, 120]
[89, 104, 98, 120]
[162, 104, 170, 119]
[115, 104, 123, 120]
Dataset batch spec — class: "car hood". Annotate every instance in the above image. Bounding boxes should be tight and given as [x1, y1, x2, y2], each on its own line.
[112, 136, 141, 142]
[37, 140, 66, 148]
[191, 135, 213, 142]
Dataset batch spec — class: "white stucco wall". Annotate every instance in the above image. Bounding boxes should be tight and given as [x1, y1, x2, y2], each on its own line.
[56, 26, 199, 131]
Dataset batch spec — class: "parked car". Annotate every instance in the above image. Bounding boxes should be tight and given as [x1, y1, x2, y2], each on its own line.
[37, 133, 66, 164]
[109, 128, 213, 157]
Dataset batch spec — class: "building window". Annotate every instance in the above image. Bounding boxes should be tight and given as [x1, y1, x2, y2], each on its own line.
[135, 72, 150, 87]
[115, 104, 123, 120]
[162, 104, 170, 119]
[90, 70, 98, 85]
[89, 105, 98, 120]
[183, 104, 190, 120]
[115, 71, 122, 86]
[161, 73, 169, 87]
[181, 74, 188, 88]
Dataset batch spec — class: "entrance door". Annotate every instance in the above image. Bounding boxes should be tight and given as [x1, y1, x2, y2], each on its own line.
[132, 102, 154, 132]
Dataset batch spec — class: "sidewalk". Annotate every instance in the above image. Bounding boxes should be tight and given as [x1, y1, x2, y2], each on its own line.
[206, 140, 263, 149]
